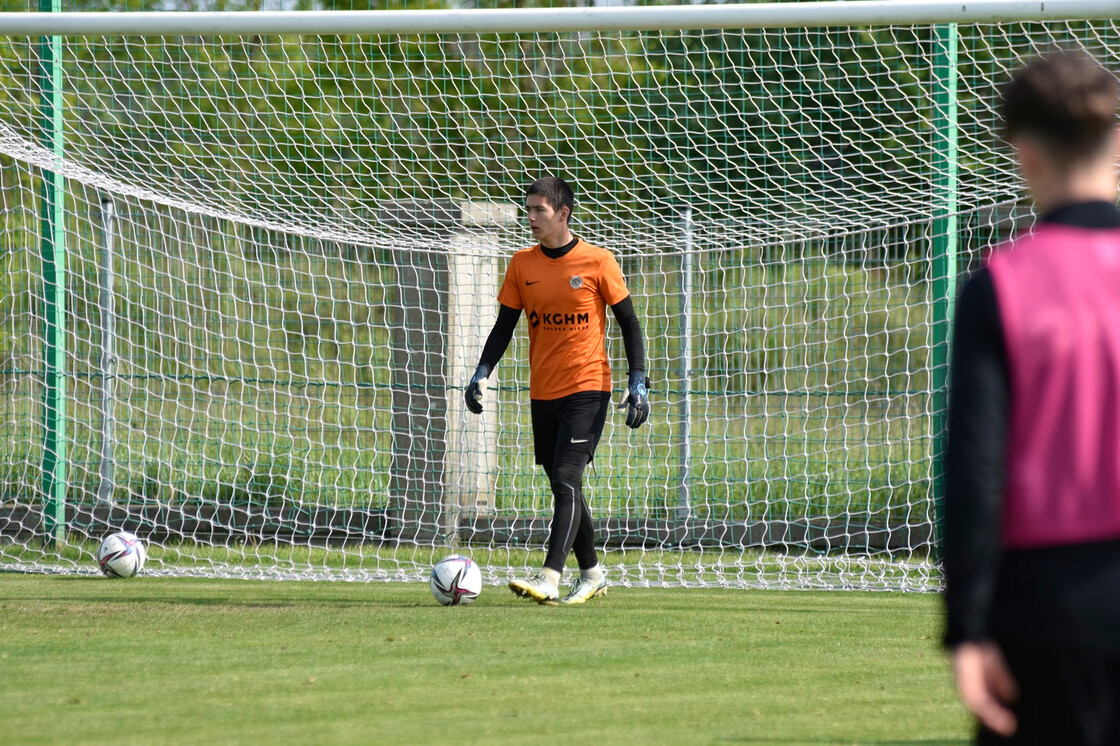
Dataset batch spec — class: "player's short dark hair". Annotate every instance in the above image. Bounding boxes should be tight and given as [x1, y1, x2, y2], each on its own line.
[1002, 50, 1120, 164]
[526, 177, 575, 222]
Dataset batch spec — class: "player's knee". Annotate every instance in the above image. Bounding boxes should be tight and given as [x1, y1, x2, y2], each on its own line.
[551, 459, 586, 488]
[550, 477, 582, 505]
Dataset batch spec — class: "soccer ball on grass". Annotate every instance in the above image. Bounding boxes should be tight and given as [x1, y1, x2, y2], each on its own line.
[429, 554, 482, 606]
[96, 531, 147, 578]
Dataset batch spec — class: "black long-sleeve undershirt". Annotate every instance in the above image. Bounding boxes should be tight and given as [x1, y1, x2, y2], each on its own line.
[477, 304, 521, 373]
[943, 267, 1010, 646]
[943, 200, 1120, 653]
[475, 296, 645, 379]
[609, 295, 645, 374]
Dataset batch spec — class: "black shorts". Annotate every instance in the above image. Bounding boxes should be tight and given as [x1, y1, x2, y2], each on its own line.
[977, 640, 1120, 745]
[530, 391, 612, 468]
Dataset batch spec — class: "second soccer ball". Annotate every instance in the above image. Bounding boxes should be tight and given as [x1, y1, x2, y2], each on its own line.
[96, 531, 147, 578]
[429, 554, 482, 606]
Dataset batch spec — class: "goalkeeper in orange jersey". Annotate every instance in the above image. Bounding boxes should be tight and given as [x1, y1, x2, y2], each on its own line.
[464, 176, 649, 606]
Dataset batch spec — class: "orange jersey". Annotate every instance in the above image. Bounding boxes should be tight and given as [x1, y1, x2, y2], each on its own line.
[497, 239, 631, 400]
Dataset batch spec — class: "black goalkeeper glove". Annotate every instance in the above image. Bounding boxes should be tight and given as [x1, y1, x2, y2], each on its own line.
[464, 364, 491, 415]
[617, 371, 650, 429]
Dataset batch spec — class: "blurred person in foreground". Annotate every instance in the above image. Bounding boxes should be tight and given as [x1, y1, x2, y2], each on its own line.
[944, 49, 1120, 744]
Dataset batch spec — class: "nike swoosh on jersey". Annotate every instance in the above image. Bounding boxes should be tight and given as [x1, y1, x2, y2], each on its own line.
[525, 280, 540, 285]
[570, 438, 589, 444]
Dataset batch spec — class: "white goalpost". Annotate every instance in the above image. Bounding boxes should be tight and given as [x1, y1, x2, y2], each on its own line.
[1, 0, 1117, 589]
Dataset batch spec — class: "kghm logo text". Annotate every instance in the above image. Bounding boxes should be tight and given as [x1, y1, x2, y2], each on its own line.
[528, 310, 591, 329]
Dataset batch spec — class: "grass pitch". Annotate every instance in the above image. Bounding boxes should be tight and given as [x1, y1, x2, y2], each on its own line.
[0, 574, 970, 745]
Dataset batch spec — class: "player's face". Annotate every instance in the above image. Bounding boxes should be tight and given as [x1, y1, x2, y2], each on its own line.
[527, 194, 570, 247]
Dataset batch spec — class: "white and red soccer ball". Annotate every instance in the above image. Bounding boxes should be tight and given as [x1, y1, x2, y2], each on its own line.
[429, 554, 482, 606]
[96, 531, 147, 578]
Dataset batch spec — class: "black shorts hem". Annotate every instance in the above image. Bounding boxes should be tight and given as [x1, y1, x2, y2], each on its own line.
[530, 391, 612, 468]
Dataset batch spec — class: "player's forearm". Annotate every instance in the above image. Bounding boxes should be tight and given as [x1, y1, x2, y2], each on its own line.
[477, 304, 521, 372]
[610, 295, 645, 373]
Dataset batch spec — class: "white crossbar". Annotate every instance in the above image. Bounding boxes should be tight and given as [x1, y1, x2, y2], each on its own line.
[0, 0, 1117, 37]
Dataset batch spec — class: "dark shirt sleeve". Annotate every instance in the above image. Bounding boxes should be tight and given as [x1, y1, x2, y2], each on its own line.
[477, 304, 522, 373]
[943, 267, 1011, 648]
[609, 295, 646, 374]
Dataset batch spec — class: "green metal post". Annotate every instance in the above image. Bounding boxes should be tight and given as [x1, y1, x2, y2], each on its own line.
[38, 0, 67, 544]
[931, 23, 959, 556]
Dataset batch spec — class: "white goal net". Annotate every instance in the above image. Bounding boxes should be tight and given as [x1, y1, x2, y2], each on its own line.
[2, 2, 1118, 589]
